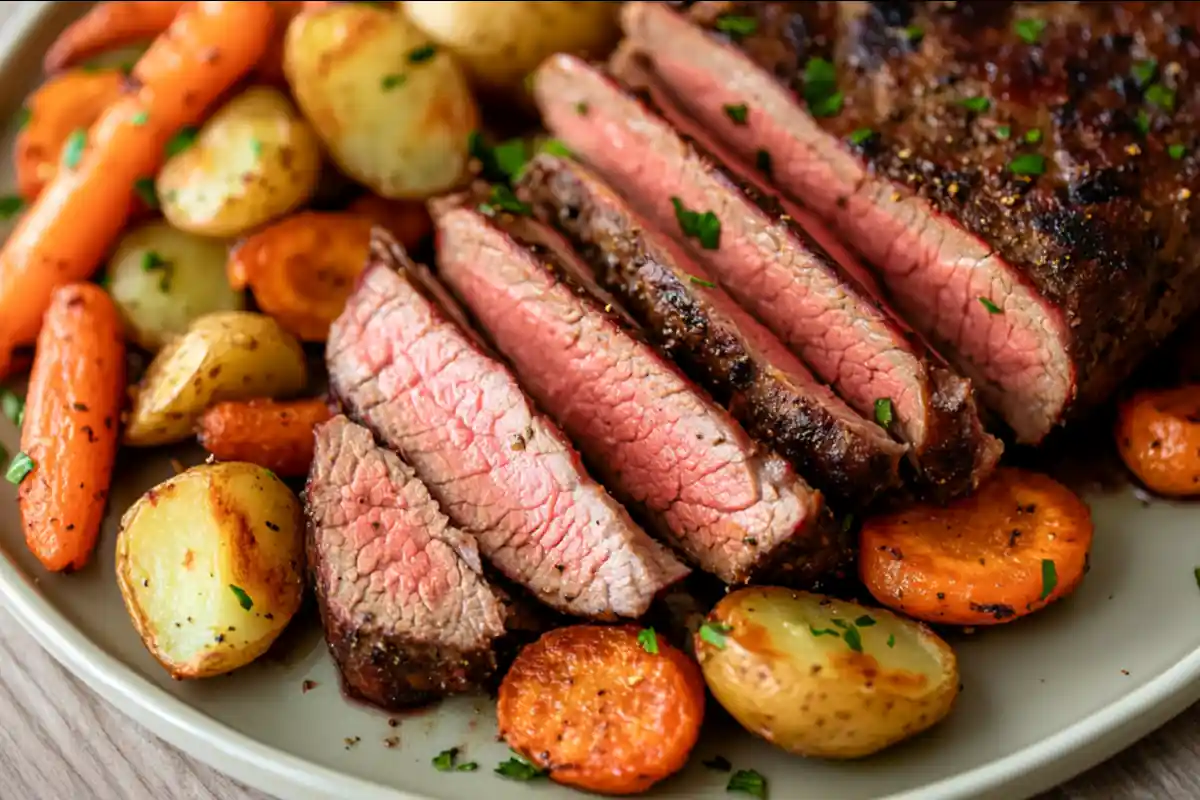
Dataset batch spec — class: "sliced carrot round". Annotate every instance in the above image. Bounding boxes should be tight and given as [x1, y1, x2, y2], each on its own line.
[859, 467, 1093, 626]
[346, 194, 432, 252]
[1116, 385, 1200, 496]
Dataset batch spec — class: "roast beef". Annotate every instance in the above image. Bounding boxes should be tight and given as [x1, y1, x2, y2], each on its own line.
[327, 231, 688, 619]
[518, 153, 906, 507]
[306, 414, 506, 709]
[618, 1, 1200, 444]
[533, 54, 1001, 499]
[432, 200, 844, 585]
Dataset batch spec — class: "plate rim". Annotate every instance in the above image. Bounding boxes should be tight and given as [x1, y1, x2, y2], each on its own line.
[2, 3, 1199, 800]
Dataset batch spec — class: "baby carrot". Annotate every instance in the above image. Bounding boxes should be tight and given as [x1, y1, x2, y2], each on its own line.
[17, 284, 125, 572]
[42, 2, 187, 73]
[0, 1, 274, 379]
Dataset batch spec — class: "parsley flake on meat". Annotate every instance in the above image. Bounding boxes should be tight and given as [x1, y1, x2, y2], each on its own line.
[714, 15, 757, 38]
[688, 274, 716, 288]
[671, 197, 721, 250]
[755, 149, 773, 177]
[1008, 153, 1045, 176]
[1169, 143, 1187, 160]
[960, 96, 990, 113]
[723, 103, 749, 125]
[979, 297, 1003, 314]
[802, 57, 843, 118]
[874, 397, 895, 428]
[1013, 17, 1047, 45]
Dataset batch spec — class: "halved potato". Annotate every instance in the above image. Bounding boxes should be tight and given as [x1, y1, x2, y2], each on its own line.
[116, 462, 305, 679]
[694, 587, 959, 759]
[157, 85, 322, 237]
[124, 311, 308, 447]
[105, 221, 245, 352]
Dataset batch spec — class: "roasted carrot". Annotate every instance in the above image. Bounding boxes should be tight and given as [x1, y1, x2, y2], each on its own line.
[0, 1, 274, 380]
[1116, 386, 1200, 496]
[43, 2, 186, 74]
[15, 69, 128, 202]
[347, 194, 432, 252]
[17, 284, 125, 572]
[197, 398, 333, 477]
[227, 212, 375, 342]
[497, 625, 704, 795]
[859, 467, 1093, 626]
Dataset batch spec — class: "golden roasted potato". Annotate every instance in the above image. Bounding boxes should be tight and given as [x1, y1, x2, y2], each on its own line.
[157, 86, 322, 237]
[105, 221, 245, 352]
[694, 587, 959, 759]
[116, 462, 305, 679]
[124, 311, 307, 447]
[402, 1, 620, 97]
[284, 4, 478, 198]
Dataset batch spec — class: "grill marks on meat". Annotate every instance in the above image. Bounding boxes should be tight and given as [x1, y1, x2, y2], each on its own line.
[306, 415, 506, 709]
[533, 54, 1000, 499]
[432, 202, 843, 585]
[327, 232, 688, 619]
[519, 153, 906, 507]
[619, 1, 1200, 444]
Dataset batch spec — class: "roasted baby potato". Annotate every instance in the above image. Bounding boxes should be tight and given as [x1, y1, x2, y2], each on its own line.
[105, 221, 245, 351]
[402, 1, 620, 97]
[695, 587, 959, 759]
[116, 462, 305, 679]
[284, 4, 478, 198]
[157, 85, 321, 237]
[124, 311, 307, 447]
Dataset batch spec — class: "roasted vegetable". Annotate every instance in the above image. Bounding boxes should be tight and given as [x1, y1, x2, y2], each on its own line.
[284, 4, 478, 198]
[859, 468, 1093, 625]
[346, 194, 431, 252]
[1116, 386, 1200, 496]
[695, 587, 959, 759]
[197, 398, 332, 476]
[105, 221, 244, 351]
[157, 85, 321, 237]
[124, 311, 307, 447]
[116, 462, 305, 678]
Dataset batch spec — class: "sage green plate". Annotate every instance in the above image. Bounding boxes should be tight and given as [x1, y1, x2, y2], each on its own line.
[2, 4, 1199, 799]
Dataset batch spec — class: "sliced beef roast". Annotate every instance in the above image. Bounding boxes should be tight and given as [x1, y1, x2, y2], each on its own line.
[306, 415, 506, 709]
[327, 232, 688, 619]
[533, 54, 1001, 499]
[518, 153, 905, 507]
[432, 200, 844, 585]
[618, 1, 1200, 444]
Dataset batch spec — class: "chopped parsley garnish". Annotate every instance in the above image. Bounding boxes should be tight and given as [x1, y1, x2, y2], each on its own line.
[1131, 58, 1158, 88]
[468, 130, 506, 183]
[1170, 143, 1187, 160]
[809, 626, 839, 637]
[903, 25, 924, 45]
[848, 127, 875, 146]
[15, 106, 30, 130]
[1008, 153, 1046, 176]
[62, 129, 87, 169]
[494, 754, 546, 781]
[637, 627, 659, 654]
[698, 621, 733, 649]
[714, 14, 758, 38]
[1024, 128, 1042, 144]
[165, 126, 198, 158]
[407, 44, 437, 64]
[1040, 559, 1058, 600]
[575, 101, 589, 115]
[979, 297, 1003, 314]
[831, 619, 848, 629]
[131, 111, 148, 126]
[703, 755, 733, 772]
[141, 250, 169, 272]
[842, 625, 864, 653]
[727, 768, 767, 798]
[0, 195, 23, 219]
[457, 762, 478, 772]
[493, 138, 529, 180]
[432, 747, 459, 771]
[134, 177, 159, 210]
[229, 585, 253, 611]
[841, 513, 855, 534]
[478, 184, 531, 217]
[250, 137, 263, 157]
[539, 138, 572, 158]
[802, 57, 843, 118]
[5, 451, 33, 485]
[887, 634, 896, 648]
[874, 397, 894, 427]
[1013, 17, 1047, 45]
[1146, 83, 1176, 112]
[671, 197, 721, 250]
[1, 390, 23, 425]
[688, 274, 716, 288]
[995, 125, 1012, 140]
[381, 73, 407, 91]
[960, 96, 991, 113]
[755, 148, 772, 177]
[855, 615, 877, 627]
[1135, 108, 1151, 136]
[1195, 566, 1200, 591]
[724, 103, 749, 124]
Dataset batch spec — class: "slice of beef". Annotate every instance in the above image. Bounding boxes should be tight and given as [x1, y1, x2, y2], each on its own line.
[618, 1, 1200, 444]
[327, 231, 688, 619]
[306, 414, 506, 709]
[518, 153, 906, 508]
[533, 54, 1001, 499]
[432, 200, 844, 586]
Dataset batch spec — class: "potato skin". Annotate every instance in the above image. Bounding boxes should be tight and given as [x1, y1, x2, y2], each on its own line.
[197, 398, 333, 477]
[106, 221, 245, 351]
[284, 4, 478, 198]
[124, 311, 308, 447]
[116, 462, 305, 679]
[498, 625, 704, 795]
[157, 85, 322, 237]
[695, 587, 959, 760]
